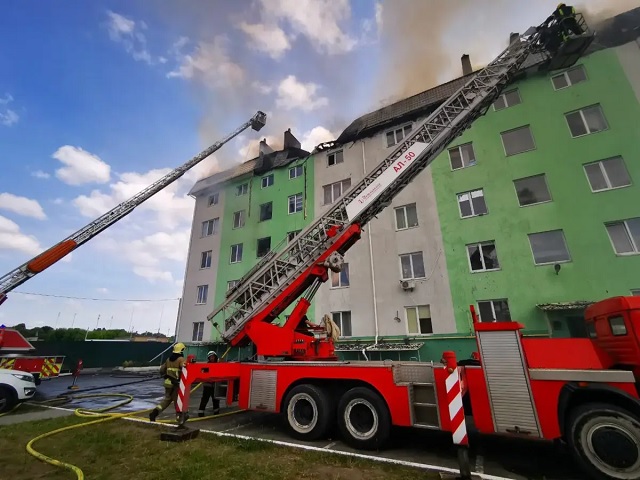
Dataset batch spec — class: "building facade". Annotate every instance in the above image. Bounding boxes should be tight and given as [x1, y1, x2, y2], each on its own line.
[177, 8, 640, 351]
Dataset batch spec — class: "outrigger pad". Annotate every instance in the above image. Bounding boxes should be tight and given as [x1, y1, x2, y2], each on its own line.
[160, 426, 200, 442]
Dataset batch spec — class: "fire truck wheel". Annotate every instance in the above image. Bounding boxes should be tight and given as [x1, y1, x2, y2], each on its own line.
[283, 384, 334, 441]
[337, 386, 391, 450]
[567, 402, 640, 480]
[0, 386, 17, 414]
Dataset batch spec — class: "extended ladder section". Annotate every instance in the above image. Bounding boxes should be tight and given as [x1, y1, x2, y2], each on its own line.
[212, 16, 594, 344]
[0, 111, 267, 305]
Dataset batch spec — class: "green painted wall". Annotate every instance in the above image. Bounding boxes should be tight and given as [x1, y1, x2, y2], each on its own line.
[210, 156, 315, 340]
[431, 47, 640, 334]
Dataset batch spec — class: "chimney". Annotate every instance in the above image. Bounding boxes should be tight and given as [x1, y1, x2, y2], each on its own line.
[509, 32, 520, 45]
[259, 138, 274, 157]
[283, 128, 301, 150]
[461, 54, 472, 76]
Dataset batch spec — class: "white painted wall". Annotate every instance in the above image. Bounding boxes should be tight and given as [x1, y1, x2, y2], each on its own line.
[615, 40, 640, 102]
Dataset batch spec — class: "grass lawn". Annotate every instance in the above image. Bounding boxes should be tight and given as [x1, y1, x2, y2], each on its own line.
[0, 415, 439, 480]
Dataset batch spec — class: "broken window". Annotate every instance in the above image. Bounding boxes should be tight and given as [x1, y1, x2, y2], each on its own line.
[478, 300, 511, 322]
[327, 150, 343, 166]
[448, 143, 476, 170]
[514, 174, 552, 206]
[259, 202, 272, 221]
[406, 305, 433, 334]
[257, 237, 271, 258]
[466, 241, 500, 272]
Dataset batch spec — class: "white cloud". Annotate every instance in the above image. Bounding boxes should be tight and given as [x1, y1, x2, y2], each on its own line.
[275, 75, 328, 112]
[0, 193, 46, 220]
[238, 22, 291, 59]
[300, 126, 336, 151]
[31, 170, 50, 179]
[106, 11, 154, 65]
[53, 145, 111, 186]
[251, 81, 273, 95]
[0, 215, 41, 255]
[97, 287, 109, 294]
[167, 36, 244, 90]
[52, 198, 64, 205]
[0, 94, 18, 127]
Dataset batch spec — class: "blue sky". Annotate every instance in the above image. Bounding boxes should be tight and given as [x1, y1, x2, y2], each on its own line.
[0, 0, 633, 334]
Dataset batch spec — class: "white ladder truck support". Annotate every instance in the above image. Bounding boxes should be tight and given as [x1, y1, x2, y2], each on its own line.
[0, 111, 267, 307]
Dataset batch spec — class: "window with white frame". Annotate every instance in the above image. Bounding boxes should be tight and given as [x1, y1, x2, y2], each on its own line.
[448, 143, 476, 170]
[288, 193, 303, 214]
[289, 165, 303, 179]
[385, 124, 412, 148]
[457, 189, 488, 218]
[493, 89, 522, 111]
[236, 183, 248, 196]
[605, 218, 640, 255]
[631, 289, 640, 296]
[230, 243, 243, 263]
[233, 210, 245, 229]
[551, 65, 587, 90]
[501, 125, 536, 156]
[257, 237, 271, 258]
[584, 157, 631, 192]
[395, 203, 419, 230]
[528, 229, 571, 265]
[327, 150, 344, 166]
[201, 218, 219, 237]
[196, 285, 208, 305]
[323, 178, 351, 205]
[332, 311, 352, 337]
[513, 174, 552, 206]
[287, 230, 301, 242]
[466, 241, 500, 272]
[200, 250, 212, 269]
[227, 280, 239, 291]
[259, 202, 273, 221]
[478, 299, 511, 322]
[406, 305, 433, 334]
[400, 252, 426, 280]
[565, 105, 608, 137]
[261, 174, 274, 188]
[207, 193, 219, 206]
[192, 321, 204, 341]
[330, 263, 349, 288]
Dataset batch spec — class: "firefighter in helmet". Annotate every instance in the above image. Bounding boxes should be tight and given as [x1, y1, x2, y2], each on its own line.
[197, 350, 220, 417]
[553, 3, 583, 38]
[149, 342, 186, 422]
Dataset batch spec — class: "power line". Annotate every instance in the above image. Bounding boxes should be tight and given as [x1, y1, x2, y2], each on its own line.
[11, 291, 180, 303]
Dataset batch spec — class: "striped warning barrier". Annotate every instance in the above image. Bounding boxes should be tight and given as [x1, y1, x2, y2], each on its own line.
[0, 357, 15, 369]
[445, 361, 468, 446]
[176, 364, 189, 413]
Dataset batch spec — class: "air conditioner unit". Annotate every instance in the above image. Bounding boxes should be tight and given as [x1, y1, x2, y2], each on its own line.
[400, 279, 415, 291]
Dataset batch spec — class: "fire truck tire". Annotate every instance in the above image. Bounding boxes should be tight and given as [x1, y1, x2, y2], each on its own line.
[283, 384, 334, 441]
[337, 386, 391, 450]
[0, 386, 17, 414]
[567, 402, 640, 480]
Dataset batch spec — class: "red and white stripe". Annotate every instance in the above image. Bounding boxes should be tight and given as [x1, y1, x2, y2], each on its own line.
[176, 367, 188, 412]
[445, 367, 468, 446]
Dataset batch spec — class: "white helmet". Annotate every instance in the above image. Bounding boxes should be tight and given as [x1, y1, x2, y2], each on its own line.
[207, 351, 217, 358]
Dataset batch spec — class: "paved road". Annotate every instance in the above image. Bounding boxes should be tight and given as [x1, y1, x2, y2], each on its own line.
[33, 373, 583, 480]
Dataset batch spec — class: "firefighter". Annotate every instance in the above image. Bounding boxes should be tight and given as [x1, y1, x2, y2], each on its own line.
[553, 3, 583, 38]
[149, 342, 186, 422]
[197, 350, 220, 417]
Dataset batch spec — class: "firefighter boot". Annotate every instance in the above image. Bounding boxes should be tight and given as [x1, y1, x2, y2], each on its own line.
[149, 408, 159, 422]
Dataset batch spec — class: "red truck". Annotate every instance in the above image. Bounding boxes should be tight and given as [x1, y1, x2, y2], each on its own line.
[0, 327, 65, 385]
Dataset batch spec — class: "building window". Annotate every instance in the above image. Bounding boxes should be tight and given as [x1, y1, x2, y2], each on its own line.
[201, 218, 219, 237]
[493, 89, 521, 111]
[233, 210, 245, 229]
[330, 263, 349, 288]
[287, 230, 301, 242]
[478, 299, 511, 322]
[605, 218, 640, 255]
[196, 285, 208, 305]
[230, 243, 243, 263]
[323, 178, 351, 205]
[332, 311, 352, 337]
[236, 183, 249, 196]
[466, 241, 500, 272]
[327, 150, 344, 166]
[565, 105, 608, 138]
[259, 202, 273, 221]
[200, 250, 212, 269]
[584, 157, 632, 192]
[207, 193, 219, 206]
[227, 280, 239, 291]
[551, 65, 587, 90]
[257, 237, 271, 258]
[289, 165, 303, 179]
[513, 174, 552, 206]
[457, 189, 487, 218]
[261, 174, 274, 188]
[192, 321, 204, 341]
[448, 143, 476, 170]
[386, 123, 412, 148]
[528, 229, 571, 265]
[288, 193, 303, 214]
[400, 252, 426, 280]
[406, 305, 433, 335]
[501, 125, 535, 156]
[395, 203, 418, 230]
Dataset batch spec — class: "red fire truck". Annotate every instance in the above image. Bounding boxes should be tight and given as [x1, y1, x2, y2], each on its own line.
[0, 327, 65, 384]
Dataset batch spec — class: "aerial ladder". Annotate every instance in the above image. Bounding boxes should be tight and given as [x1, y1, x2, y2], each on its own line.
[0, 111, 267, 307]
[206, 11, 595, 361]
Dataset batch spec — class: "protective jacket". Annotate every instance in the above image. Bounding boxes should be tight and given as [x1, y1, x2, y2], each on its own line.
[160, 353, 185, 387]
